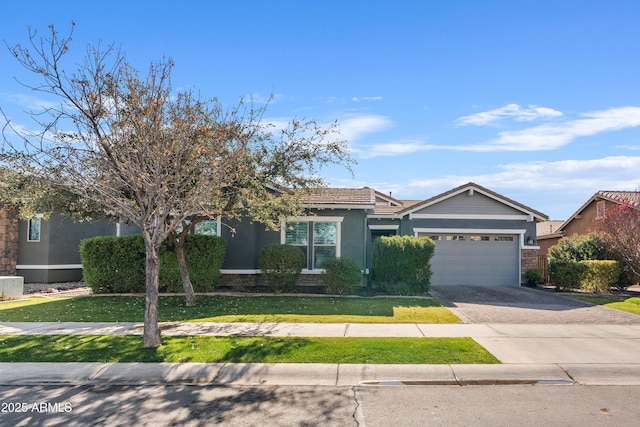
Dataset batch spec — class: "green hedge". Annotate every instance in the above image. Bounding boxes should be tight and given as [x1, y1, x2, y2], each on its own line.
[80, 234, 226, 293]
[547, 233, 635, 290]
[549, 259, 621, 293]
[258, 244, 305, 293]
[321, 257, 363, 295]
[373, 235, 435, 293]
[580, 260, 620, 293]
[548, 260, 586, 291]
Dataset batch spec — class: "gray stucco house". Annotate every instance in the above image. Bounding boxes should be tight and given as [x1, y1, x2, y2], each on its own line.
[3, 182, 547, 286]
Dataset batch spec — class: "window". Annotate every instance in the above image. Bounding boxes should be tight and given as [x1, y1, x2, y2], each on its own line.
[194, 220, 218, 236]
[470, 235, 490, 241]
[596, 200, 606, 220]
[27, 218, 41, 242]
[428, 235, 441, 241]
[313, 222, 337, 269]
[494, 236, 514, 242]
[283, 218, 341, 270]
[446, 235, 465, 241]
[285, 222, 309, 267]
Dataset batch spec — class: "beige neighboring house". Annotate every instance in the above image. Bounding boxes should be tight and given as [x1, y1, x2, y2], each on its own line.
[537, 190, 640, 257]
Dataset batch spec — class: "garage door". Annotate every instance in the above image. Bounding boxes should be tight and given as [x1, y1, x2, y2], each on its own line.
[419, 233, 519, 286]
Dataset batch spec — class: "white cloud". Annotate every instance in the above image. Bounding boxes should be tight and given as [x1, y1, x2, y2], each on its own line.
[353, 139, 441, 158]
[457, 103, 562, 126]
[456, 106, 640, 152]
[618, 144, 640, 151]
[351, 96, 383, 102]
[408, 156, 640, 190]
[2, 93, 58, 111]
[338, 114, 393, 141]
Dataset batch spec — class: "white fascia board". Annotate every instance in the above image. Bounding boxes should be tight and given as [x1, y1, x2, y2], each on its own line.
[302, 204, 374, 210]
[285, 216, 344, 222]
[17, 264, 83, 270]
[408, 214, 530, 220]
[368, 224, 400, 230]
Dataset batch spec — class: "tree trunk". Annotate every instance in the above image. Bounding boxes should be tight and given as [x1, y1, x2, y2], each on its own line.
[175, 236, 196, 307]
[143, 238, 162, 348]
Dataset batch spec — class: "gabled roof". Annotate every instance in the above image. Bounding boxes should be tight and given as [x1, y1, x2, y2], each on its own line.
[556, 190, 640, 233]
[396, 182, 548, 220]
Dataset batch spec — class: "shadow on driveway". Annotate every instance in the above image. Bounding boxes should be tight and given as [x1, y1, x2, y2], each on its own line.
[429, 285, 640, 324]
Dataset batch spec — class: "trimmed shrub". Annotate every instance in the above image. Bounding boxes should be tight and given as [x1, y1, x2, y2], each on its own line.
[548, 260, 586, 291]
[322, 257, 363, 295]
[258, 244, 305, 293]
[80, 234, 226, 293]
[373, 235, 435, 293]
[80, 235, 146, 293]
[580, 260, 620, 293]
[159, 235, 227, 292]
[525, 268, 544, 287]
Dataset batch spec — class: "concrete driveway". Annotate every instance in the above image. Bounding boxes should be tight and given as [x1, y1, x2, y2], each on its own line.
[430, 285, 640, 324]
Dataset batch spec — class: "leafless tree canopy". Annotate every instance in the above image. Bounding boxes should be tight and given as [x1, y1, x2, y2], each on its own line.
[1, 24, 353, 347]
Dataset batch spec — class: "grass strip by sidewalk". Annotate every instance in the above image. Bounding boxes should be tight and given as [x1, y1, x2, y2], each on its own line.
[0, 295, 460, 324]
[0, 335, 498, 364]
[567, 295, 640, 315]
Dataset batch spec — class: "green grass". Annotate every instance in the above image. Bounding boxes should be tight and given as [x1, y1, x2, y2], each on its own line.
[0, 335, 498, 364]
[567, 295, 640, 315]
[0, 295, 460, 323]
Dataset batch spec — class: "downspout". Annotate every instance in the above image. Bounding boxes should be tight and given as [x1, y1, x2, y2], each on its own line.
[363, 211, 368, 286]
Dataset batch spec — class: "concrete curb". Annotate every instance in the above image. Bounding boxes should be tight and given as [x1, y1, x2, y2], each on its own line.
[2, 362, 639, 387]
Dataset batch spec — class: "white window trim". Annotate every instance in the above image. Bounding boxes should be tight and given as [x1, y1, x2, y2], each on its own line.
[409, 214, 530, 221]
[368, 224, 400, 230]
[281, 217, 343, 271]
[27, 216, 43, 242]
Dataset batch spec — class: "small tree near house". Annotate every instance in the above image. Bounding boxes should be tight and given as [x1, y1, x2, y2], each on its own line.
[597, 201, 640, 280]
[0, 24, 352, 348]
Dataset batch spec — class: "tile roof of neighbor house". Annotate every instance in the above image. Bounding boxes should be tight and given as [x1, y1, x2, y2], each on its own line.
[597, 191, 640, 209]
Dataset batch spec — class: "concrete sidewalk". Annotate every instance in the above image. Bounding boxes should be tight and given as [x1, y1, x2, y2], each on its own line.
[1, 321, 640, 386]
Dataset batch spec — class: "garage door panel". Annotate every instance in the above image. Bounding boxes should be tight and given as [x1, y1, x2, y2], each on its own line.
[425, 233, 519, 286]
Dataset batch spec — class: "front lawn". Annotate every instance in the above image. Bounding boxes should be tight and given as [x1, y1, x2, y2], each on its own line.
[0, 295, 461, 324]
[0, 335, 497, 364]
[567, 295, 640, 315]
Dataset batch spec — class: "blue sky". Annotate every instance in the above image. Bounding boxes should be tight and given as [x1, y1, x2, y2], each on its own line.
[2, 0, 640, 220]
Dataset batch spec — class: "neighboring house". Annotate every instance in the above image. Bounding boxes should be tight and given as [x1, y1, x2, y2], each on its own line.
[1, 182, 548, 287]
[537, 191, 640, 257]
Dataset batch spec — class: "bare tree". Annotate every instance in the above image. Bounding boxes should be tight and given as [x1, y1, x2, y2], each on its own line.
[1, 24, 351, 347]
[597, 200, 640, 278]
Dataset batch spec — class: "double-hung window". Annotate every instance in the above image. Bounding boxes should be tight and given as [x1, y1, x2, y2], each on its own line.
[282, 217, 342, 270]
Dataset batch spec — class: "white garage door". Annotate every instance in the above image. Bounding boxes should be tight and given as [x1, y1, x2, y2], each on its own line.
[420, 233, 519, 286]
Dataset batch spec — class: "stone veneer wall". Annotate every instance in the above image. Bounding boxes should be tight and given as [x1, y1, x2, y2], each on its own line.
[0, 202, 19, 276]
[520, 248, 539, 283]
